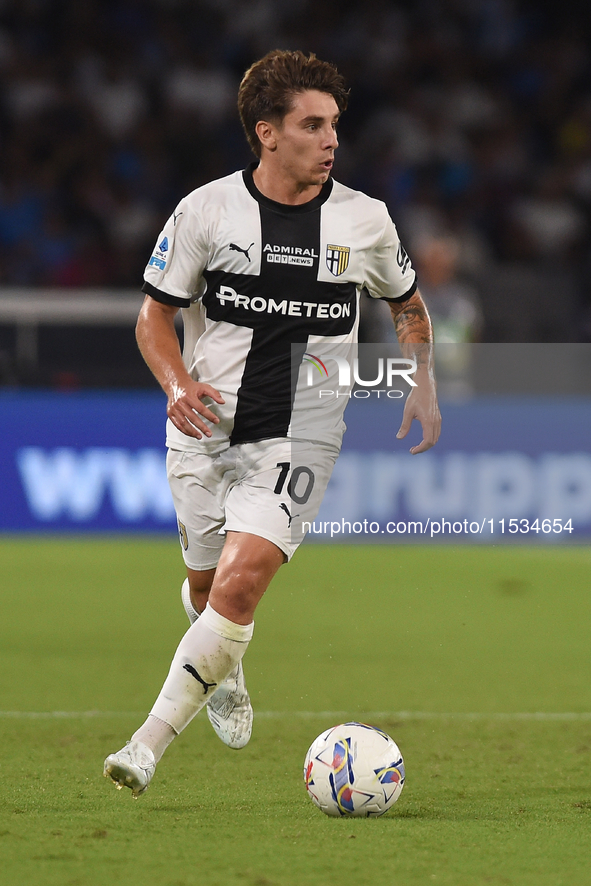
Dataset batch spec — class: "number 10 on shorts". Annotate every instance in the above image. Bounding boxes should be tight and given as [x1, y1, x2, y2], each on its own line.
[273, 462, 316, 505]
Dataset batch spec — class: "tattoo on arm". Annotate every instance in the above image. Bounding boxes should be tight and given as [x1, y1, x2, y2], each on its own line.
[389, 291, 433, 344]
[389, 290, 434, 369]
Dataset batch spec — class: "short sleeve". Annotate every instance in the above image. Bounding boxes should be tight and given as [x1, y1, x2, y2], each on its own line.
[142, 198, 209, 307]
[364, 213, 417, 303]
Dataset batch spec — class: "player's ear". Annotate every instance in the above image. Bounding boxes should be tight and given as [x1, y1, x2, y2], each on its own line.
[255, 119, 278, 153]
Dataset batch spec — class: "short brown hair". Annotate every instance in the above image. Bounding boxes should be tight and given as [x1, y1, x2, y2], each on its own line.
[238, 50, 349, 157]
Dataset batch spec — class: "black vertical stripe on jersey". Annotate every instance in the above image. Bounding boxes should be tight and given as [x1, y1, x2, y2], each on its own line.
[231, 201, 322, 444]
[229, 335, 308, 445]
[232, 200, 316, 445]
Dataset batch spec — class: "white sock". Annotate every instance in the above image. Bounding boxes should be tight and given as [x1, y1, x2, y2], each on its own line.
[181, 578, 200, 624]
[131, 714, 177, 763]
[149, 603, 254, 735]
[180, 580, 241, 686]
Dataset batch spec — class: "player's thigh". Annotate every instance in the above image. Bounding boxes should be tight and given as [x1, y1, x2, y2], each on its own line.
[166, 448, 227, 571]
[224, 439, 339, 561]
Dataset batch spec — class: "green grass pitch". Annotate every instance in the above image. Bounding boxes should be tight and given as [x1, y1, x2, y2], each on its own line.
[1, 538, 591, 886]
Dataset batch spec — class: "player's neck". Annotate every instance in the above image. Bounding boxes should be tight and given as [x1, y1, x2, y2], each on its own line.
[252, 160, 323, 206]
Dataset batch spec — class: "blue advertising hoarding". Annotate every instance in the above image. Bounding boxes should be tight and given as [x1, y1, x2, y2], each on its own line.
[1, 391, 590, 539]
[0, 392, 173, 532]
[315, 397, 591, 541]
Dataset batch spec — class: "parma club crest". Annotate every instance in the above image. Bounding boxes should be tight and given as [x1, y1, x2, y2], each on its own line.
[178, 519, 189, 551]
[326, 244, 350, 277]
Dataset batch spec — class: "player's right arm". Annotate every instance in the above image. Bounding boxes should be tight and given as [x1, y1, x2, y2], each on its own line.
[136, 296, 224, 439]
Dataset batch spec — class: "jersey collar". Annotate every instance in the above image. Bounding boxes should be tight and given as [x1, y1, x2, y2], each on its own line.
[242, 162, 333, 214]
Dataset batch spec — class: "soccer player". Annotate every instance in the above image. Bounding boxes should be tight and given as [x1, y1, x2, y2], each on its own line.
[104, 50, 441, 797]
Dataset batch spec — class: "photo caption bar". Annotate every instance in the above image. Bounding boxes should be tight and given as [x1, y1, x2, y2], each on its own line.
[302, 518, 575, 538]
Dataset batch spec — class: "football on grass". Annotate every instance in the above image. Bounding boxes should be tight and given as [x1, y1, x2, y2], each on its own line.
[303, 722, 405, 817]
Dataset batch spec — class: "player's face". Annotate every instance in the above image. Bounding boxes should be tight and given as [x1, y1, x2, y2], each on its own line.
[273, 90, 340, 189]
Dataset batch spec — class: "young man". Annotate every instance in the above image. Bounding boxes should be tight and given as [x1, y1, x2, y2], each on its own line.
[104, 50, 440, 797]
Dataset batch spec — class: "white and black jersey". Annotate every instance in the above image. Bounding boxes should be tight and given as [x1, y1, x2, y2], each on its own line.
[143, 164, 416, 452]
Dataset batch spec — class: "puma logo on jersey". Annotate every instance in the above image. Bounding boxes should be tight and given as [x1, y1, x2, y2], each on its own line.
[173, 210, 183, 225]
[229, 242, 255, 261]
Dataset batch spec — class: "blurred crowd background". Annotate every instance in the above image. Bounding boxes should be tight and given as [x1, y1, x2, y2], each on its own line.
[1, 0, 591, 386]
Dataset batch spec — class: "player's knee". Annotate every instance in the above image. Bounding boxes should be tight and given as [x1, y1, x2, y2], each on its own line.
[210, 533, 284, 618]
[217, 563, 263, 600]
[209, 561, 271, 621]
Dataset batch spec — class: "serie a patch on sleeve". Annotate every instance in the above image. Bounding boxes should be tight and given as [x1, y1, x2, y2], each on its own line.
[149, 236, 169, 270]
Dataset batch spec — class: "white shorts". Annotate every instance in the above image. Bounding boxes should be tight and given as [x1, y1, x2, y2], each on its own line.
[167, 438, 339, 570]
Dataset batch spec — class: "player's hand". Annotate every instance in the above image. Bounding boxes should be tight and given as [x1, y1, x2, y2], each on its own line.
[167, 381, 225, 439]
[396, 381, 441, 454]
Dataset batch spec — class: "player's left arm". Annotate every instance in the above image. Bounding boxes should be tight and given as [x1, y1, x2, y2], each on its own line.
[388, 288, 441, 454]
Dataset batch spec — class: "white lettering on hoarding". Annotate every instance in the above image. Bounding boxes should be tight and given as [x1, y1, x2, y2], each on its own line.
[17, 448, 175, 523]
